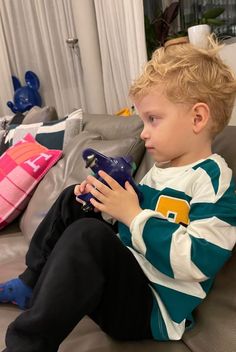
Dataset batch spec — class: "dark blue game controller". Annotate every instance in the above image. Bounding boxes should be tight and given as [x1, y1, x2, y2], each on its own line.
[76, 148, 142, 211]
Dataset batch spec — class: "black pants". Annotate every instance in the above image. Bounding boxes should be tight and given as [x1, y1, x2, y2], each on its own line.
[5, 185, 153, 352]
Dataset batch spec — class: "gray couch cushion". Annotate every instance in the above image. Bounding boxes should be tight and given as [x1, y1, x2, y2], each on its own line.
[23, 106, 58, 124]
[20, 114, 145, 241]
[183, 248, 236, 352]
[0, 223, 27, 265]
[212, 125, 236, 181]
[82, 113, 143, 139]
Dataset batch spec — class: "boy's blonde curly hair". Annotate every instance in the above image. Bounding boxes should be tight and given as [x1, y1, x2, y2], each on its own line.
[129, 36, 236, 137]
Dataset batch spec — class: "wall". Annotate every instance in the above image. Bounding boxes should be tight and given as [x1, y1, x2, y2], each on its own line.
[219, 38, 236, 126]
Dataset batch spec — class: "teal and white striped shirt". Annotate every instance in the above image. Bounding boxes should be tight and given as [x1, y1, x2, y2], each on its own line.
[118, 154, 236, 341]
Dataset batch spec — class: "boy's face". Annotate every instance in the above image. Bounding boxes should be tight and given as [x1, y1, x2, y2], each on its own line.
[134, 90, 201, 167]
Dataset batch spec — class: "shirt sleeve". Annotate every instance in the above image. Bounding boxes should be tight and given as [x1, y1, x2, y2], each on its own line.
[130, 174, 236, 282]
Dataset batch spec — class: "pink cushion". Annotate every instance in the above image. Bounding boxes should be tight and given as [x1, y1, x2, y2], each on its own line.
[0, 133, 62, 230]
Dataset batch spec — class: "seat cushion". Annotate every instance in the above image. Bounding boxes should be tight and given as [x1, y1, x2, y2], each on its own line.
[0, 222, 28, 264]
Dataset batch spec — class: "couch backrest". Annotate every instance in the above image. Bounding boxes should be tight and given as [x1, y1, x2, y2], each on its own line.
[212, 125, 236, 182]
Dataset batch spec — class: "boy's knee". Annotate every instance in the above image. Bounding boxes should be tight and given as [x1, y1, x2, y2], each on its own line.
[60, 184, 76, 200]
[62, 218, 115, 250]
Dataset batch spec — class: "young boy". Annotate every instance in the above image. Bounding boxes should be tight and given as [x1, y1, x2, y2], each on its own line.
[1, 37, 236, 351]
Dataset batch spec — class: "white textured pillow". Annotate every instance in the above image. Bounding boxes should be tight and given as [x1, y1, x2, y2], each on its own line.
[3, 109, 83, 151]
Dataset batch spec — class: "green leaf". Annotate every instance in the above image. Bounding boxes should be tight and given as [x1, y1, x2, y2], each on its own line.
[199, 18, 207, 24]
[202, 7, 225, 19]
[206, 18, 225, 25]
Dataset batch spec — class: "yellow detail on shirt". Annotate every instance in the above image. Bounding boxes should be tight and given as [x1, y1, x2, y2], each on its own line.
[155, 195, 190, 226]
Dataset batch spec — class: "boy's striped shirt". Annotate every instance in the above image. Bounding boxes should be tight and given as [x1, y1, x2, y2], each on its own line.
[118, 154, 236, 340]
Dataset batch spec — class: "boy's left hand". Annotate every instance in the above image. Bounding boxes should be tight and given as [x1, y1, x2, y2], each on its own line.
[85, 170, 142, 227]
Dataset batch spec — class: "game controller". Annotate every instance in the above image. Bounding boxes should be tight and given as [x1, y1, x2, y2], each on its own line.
[76, 148, 142, 211]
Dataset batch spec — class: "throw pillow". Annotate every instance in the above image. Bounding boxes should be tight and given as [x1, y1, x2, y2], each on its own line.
[1, 108, 83, 154]
[0, 133, 62, 230]
[23, 106, 58, 124]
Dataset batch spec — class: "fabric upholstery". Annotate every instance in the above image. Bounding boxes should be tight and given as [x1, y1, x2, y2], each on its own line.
[212, 125, 236, 181]
[23, 106, 58, 124]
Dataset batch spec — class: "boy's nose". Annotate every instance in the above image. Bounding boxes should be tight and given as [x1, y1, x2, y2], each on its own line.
[140, 127, 148, 141]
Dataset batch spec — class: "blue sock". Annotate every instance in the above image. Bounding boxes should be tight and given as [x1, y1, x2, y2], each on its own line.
[0, 278, 32, 310]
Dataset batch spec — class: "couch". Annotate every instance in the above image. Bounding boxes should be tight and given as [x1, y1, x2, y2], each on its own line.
[0, 112, 236, 352]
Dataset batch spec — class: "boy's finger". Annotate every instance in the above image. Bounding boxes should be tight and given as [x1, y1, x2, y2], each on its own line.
[74, 184, 81, 195]
[124, 181, 135, 193]
[97, 170, 120, 189]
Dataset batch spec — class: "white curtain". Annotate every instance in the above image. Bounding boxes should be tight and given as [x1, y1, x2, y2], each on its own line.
[0, 0, 147, 117]
[0, 11, 14, 117]
[0, 0, 85, 118]
[94, 0, 147, 114]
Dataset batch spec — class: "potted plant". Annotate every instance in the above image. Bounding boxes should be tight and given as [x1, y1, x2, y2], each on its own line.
[144, 1, 182, 58]
[144, 3, 225, 54]
[198, 7, 225, 26]
[187, 6, 225, 48]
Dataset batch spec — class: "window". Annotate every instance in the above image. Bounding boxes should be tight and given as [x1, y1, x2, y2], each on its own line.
[180, 0, 236, 37]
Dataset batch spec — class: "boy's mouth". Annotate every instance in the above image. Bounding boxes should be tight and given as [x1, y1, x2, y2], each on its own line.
[146, 146, 155, 152]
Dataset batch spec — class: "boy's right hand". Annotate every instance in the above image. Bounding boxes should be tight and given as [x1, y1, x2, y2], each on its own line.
[74, 181, 88, 200]
[74, 181, 100, 212]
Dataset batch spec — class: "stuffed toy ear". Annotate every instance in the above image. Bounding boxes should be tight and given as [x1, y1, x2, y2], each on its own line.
[12, 76, 21, 91]
[25, 71, 40, 90]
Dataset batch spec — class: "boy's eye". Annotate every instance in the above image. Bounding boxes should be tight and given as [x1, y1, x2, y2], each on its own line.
[148, 115, 158, 123]
[148, 116, 155, 122]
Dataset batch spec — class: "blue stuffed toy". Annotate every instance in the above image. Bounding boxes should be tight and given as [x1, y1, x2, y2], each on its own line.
[7, 71, 42, 114]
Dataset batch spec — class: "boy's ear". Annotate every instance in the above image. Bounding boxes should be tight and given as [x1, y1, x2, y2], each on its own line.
[191, 103, 210, 134]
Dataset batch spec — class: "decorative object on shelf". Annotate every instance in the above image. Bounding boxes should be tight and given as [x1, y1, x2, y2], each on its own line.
[144, 2, 226, 56]
[187, 7, 225, 49]
[188, 23, 211, 48]
[7, 71, 42, 114]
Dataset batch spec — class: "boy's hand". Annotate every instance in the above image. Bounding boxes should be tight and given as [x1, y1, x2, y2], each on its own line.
[74, 182, 100, 212]
[85, 170, 142, 226]
[74, 181, 87, 198]
[74, 181, 90, 201]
